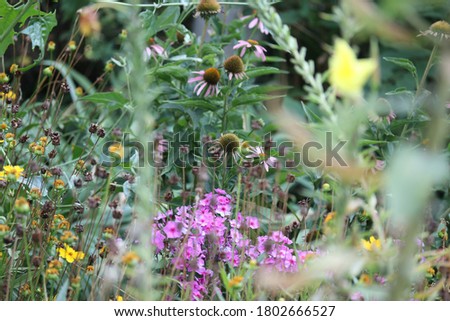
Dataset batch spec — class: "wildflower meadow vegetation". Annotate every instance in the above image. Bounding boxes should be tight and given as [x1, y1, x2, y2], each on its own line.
[0, 0, 449, 301]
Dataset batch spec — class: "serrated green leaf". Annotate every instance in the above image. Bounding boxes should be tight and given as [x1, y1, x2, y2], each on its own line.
[0, 0, 47, 56]
[21, 14, 56, 53]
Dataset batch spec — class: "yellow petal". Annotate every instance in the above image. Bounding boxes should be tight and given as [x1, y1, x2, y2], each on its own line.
[361, 239, 372, 251]
[329, 39, 377, 98]
[58, 248, 66, 258]
[76, 251, 85, 260]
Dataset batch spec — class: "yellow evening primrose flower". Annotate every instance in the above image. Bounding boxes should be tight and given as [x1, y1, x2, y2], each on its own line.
[329, 39, 377, 98]
[58, 244, 85, 263]
[3, 165, 24, 181]
[361, 236, 381, 251]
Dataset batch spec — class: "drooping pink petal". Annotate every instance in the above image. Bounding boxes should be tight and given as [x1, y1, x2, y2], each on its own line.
[196, 82, 208, 96]
[249, 18, 259, 29]
[188, 76, 204, 83]
[193, 80, 205, 92]
[205, 85, 212, 97]
[240, 47, 247, 57]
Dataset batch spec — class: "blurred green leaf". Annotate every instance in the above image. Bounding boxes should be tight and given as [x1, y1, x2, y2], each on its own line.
[0, 0, 49, 55]
[79, 92, 128, 110]
[21, 13, 57, 58]
[383, 57, 418, 82]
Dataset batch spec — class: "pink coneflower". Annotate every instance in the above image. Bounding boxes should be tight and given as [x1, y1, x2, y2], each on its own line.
[233, 39, 267, 61]
[224, 55, 246, 81]
[242, 13, 269, 35]
[246, 146, 277, 172]
[144, 38, 167, 60]
[188, 67, 220, 96]
[370, 98, 396, 124]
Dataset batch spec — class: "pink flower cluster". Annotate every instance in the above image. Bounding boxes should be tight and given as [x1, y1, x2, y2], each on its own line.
[152, 189, 306, 300]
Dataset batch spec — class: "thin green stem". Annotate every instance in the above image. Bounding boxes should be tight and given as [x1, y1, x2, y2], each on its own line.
[198, 18, 209, 55]
[417, 45, 437, 95]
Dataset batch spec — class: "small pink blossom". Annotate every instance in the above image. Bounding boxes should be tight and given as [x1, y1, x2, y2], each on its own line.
[163, 221, 182, 238]
[233, 40, 267, 61]
[242, 15, 269, 35]
[152, 229, 166, 252]
[144, 38, 167, 60]
[245, 216, 259, 229]
[246, 146, 277, 172]
[188, 68, 221, 97]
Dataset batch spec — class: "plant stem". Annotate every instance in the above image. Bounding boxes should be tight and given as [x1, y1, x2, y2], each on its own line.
[417, 44, 437, 95]
[198, 18, 209, 55]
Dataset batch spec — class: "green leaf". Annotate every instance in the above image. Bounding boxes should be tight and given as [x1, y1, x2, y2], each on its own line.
[383, 57, 418, 81]
[0, 0, 48, 56]
[79, 92, 128, 111]
[155, 64, 188, 81]
[141, 6, 180, 38]
[166, 98, 217, 111]
[243, 84, 291, 95]
[160, 103, 200, 128]
[231, 94, 283, 108]
[155, 6, 180, 31]
[140, 10, 156, 37]
[244, 66, 286, 79]
[20, 13, 57, 64]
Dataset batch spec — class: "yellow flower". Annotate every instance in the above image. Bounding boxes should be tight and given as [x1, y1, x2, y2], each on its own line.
[78, 7, 101, 37]
[14, 197, 30, 214]
[46, 268, 60, 281]
[9, 64, 18, 74]
[329, 39, 377, 98]
[228, 275, 244, 288]
[49, 259, 63, 269]
[0, 90, 17, 102]
[5, 133, 14, 142]
[3, 165, 24, 180]
[0, 72, 9, 84]
[68, 40, 77, 51]
[324, 211, 335, 224]
[47, 41, 56, 51]
[86, 265, 95, 274]
[108, 143, 124, 159]
[53, 179, 65, 190]
[361, 236, 381, 251]
[359, 273, 372, 285]
[58, 244, 85, 263]
[0, 224, 10, 237]
[75, 86, 84, 97]
[121, 251, 140, 266]
[116, 295, 123, 301]
[60, 230, 78, 243]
